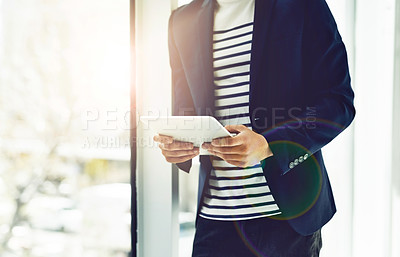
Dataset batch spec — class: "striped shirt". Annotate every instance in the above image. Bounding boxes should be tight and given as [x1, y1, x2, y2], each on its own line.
[199, 0, 281, 221]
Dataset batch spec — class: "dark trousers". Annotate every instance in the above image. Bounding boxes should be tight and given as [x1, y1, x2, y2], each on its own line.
[192, 216, 322, 257]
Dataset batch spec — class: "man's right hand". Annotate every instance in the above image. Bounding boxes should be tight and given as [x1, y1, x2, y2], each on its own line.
[153, 134, 200, 164]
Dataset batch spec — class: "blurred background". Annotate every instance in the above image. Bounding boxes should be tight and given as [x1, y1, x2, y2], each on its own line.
[1, 0, 400, 257]
[0, 0, 131, 256]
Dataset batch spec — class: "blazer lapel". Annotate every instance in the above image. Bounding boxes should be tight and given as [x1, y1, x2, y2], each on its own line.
[250, 0, 277, 92]
[195, 0, 215, 116]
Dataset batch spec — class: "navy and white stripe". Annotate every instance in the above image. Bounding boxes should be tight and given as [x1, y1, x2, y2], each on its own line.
[199, 5, 281, 220]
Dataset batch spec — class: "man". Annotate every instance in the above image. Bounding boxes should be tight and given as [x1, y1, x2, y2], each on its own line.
[154, 0, 355, 256]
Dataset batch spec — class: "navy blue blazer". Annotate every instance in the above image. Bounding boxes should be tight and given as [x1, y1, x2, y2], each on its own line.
[168, 0, 355, 236]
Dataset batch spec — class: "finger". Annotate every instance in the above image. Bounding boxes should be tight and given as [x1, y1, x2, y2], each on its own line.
[224, 124, 249, 133]
[153, 134, 173, 144]
[160, 141, 194, 150]
[211, 135, 242, 147]
[214, 145, 246, 154]
[202, 142, 212, 149]
[225, 160, 249, 168]
[165, 153, 199, 164]
[203, 143, 246, 154]
[162, 148, 199, 158]
[207, 150, 244, 162]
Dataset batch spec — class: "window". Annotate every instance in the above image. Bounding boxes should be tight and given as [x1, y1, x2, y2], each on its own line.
[0, 1, 131, 256]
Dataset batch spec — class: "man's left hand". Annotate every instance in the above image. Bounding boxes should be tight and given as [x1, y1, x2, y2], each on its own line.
[202, 124, 273, 168]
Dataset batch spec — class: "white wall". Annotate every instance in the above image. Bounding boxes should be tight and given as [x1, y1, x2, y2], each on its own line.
[322, 0, 400, 256]
[391, 2, 400, 256]
[135, 0, 179, 256]
[352, 0, 396, 256]
[320, 0, 355, 256]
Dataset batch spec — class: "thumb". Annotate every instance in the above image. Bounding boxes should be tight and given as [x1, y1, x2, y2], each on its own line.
[224, 124, 249, 133]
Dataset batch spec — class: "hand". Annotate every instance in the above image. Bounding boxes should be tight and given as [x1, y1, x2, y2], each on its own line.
[202, 125, 273, 168]
[153, 134, 200, 164]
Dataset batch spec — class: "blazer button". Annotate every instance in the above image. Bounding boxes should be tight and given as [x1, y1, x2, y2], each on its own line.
[289, 162, 295, 169]
[304, 154, 309, 160]
[299, 156, 304, 163]
[294, 159, 299, 165]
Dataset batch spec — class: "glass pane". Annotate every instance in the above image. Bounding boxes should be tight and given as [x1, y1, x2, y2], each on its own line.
[0, 0, 131, 256]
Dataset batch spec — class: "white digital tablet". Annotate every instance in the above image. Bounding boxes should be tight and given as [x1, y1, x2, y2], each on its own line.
[139, 116, 235, 155]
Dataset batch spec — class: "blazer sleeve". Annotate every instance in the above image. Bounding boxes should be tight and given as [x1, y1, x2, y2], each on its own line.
[168, 9, 196, 173]
[262, 0, 356, 176]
